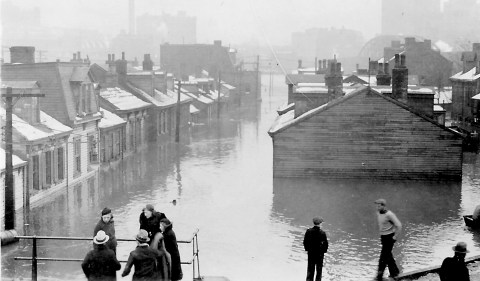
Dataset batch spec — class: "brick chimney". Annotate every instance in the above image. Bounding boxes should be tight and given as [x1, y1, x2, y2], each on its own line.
[105, 54, 118, 87]
[376, 62, 391, 86]
[10, 46, 35, 64]
[116, 52, 128, 82]
[325, 59, 343, 101]
[392, 54, 408, 102]
[143, 54, 153, 71]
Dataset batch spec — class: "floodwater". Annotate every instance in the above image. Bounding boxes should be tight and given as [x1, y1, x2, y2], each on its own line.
[2, 73, 480, 281]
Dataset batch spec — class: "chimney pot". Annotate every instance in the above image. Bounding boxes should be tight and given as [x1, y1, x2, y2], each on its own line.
[394, 54, 400, 67]
[336, 62, 341, 73]
[400, 54, 406, 66]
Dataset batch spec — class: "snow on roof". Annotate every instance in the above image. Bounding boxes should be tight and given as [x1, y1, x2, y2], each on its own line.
[190, 104, 200, 114]
[99, 107, 126, 129]
[450, 67, 480, 82]
[222, 83, 235, 90]
[295, 86, 328, 94]
[268, 109, 296, 134]
[0, 108, 72, 141]
[100, 87, 151, 111]
[472, 93, 480, 100]
[1, 80, 39, 89]
[0, 147, 26, 171]
[434, 105, 446, 112]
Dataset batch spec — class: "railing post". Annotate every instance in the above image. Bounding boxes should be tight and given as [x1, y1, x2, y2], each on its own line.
[192, 234, 195, 279]
[196, 232, 201, 278]
[32, 236, 37, 281]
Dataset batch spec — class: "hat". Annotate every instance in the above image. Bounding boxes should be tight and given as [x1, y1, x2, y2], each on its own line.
[143, 204, 154, 212]
[101, 207, 112, 216]
[136, 229, 150, 243]
[374, 198, 387, 205]
[93, 230, 110, 245]
[313, 217, 324, 225]
[160, 218, 172, 226]
[452, 242, 469, 253]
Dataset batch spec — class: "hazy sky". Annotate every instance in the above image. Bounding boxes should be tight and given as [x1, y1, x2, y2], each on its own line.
[5, 0, 383, 45]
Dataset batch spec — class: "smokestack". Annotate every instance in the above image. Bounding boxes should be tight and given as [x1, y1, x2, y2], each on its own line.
[129, 0, 135, 35]
[392, 54, 408, 102]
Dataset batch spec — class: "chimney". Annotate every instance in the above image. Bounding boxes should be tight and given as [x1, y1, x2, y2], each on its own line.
[407, 90, 434, 118]
[376, 62, 392, 86]
[77, 51, 81, 60]
[10, 46, 35, 64]
[325, 58, 343, 101]
[107, 54, 111, 62]
[405, 37, 416, 48]
[472, 43, 480, 55]
[424, 39, 432, 50]
[369, 60, 379, 75]
[298, 59, 302, 69]
[73, 53, 77, 61]
[106, 54, 116, 73]
[116, 51, 128, 81]
[143, 54, 153, 71]
[392, 54, 408, 102]
[214, 40, 222, 47]
[323, 59, 327, 69]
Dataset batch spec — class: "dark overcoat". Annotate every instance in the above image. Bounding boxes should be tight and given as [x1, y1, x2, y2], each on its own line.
[81, 244, 121, 281]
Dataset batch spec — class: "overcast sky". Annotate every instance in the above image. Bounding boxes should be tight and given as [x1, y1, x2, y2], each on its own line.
[6, 0, 384, 45]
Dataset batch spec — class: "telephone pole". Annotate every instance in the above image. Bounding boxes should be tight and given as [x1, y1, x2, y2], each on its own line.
[175, 80, 181, 143]
[2, 86, 44, 233]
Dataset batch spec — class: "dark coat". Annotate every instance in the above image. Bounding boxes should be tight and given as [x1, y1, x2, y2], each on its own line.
[93, 219, 117, 253]
[163, 222, 183, 280]
[150, 232, 172, 281]
[121, 245, 160, 281]
[139, 211, 166, 240]
[440, 256, 470, 281]
[81, 244, 121, 281]
[303, 226, 329, 256]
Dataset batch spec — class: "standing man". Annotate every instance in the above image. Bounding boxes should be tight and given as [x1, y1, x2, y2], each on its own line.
[374, 198, 402, 280]
[139, 204, 167, 242]
[439, 241, 470, 281]
[303, 217, 328, 281]
[82, 230, 121, 281]
[122, 229, 160, 280]
[161, 218, 183, 281]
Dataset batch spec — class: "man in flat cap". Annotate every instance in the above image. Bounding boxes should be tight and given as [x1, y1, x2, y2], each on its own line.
[439, 241, 470, 281]
[303, 217, 329, 281]
[374, 198, 402, 280]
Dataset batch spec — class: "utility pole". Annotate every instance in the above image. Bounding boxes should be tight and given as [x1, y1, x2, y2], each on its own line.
[256, 55, 260, 102]
[175, 80, 181, 143]
[3, 86, 44, 232]
[217, 72, 221, 119]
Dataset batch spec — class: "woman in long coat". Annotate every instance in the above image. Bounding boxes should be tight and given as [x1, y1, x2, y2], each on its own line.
[161, 218, 183, 281]
[150, 230, 172, 281]
[93, 208, 117, 254]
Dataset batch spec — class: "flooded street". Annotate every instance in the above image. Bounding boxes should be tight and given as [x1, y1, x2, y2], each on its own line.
[2, 73, 480, 281]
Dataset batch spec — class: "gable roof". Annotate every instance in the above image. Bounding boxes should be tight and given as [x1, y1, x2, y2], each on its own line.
[98, 107, 126, 129]
[268, 86, 463, 138]
[0, 148, 27, 171]
[100, 87, 151, 112]
[450, 67, 480, 82]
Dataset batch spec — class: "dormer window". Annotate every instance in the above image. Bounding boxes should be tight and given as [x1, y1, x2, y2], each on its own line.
[73, 82, 95, 116]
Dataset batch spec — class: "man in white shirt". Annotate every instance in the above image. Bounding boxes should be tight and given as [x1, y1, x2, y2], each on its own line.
[374, 198, 402, 280]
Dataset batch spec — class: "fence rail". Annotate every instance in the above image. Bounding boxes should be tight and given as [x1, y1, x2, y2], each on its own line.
[13, 229, 200, 281]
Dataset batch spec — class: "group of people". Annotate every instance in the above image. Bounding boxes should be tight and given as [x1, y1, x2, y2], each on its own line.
[303, 198, 473, 281]
[81, 204, 183, 281]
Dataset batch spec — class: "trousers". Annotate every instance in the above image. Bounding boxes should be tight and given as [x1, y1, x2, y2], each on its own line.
[377, 233, 400, 279]
[306, 253, 324, 281]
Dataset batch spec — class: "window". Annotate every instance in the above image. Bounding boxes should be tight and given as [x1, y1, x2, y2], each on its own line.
[116, 131, 121, 157]
[45, 151, 52, 185]
[100, 135, 105, 162]
[32, 155, 40, 190]
[88, 134, 98, 164]
[74, 137, 81, 175]
[57, 147, 64, 180]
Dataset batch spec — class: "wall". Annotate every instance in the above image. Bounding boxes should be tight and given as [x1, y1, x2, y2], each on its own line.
[272, 91, 463, 179]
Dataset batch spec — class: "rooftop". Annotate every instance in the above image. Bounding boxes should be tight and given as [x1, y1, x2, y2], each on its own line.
[100, 87, 151, 111]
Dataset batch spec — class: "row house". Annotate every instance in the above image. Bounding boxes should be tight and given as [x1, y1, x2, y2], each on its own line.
[269, 54, 464, 179]
[450, 43, 480, 128]
[1, 81, 73, 207]
[0, 148, 27, 229]
[99, 87, 151, 153]
[178, 81, 216, 122]
[98, 108, 127, 163]
[2, 47, 103, 205]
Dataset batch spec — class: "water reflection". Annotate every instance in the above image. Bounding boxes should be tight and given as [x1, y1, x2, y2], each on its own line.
[272, 178, 463, 279]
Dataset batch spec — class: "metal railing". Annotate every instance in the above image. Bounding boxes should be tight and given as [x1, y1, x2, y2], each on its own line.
[14, 229, 201, 281]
